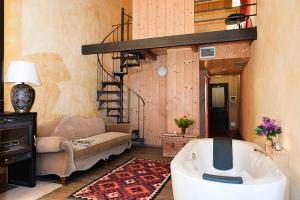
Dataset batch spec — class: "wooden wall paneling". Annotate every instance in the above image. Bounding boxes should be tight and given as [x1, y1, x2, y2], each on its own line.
[166, 50, 178, 133]
[166, 0, 175, 36]
[176, 49, 185, 121]
[156, 0, 166, 37]
[135, 67, 142, 131]
[142, 62, 151, 143]
[137, 66, 144, 135]
[174, 0, 185, 35]
[151, 59, 160, 144]
[146, 61, 154, 143]
[184, 0, 194, 34]
[147, 0, 157, 38]
[139, 0, 148, 39]
[132, 0, 140, 39]
[184, 49, 194, 134]
[132, 0, 194, 38]
[158, 55, 167, 139]
[166, 48, 200, 136]
[192, 52, 200, 136]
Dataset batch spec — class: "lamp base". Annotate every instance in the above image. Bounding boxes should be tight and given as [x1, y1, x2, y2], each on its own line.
[10, 83, 35, 113]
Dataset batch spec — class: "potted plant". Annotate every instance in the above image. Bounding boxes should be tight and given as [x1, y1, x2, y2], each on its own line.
[174, 116, 195, 135]
[255, 117, 282, 151]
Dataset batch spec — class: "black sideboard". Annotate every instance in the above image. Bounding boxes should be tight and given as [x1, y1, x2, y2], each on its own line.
[0, 112, 37, 187]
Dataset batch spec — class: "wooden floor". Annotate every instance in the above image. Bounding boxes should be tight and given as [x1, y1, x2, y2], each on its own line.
[39, 146, 173, 200]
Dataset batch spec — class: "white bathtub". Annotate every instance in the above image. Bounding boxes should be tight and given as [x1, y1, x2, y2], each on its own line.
[171, 139, 286, 200]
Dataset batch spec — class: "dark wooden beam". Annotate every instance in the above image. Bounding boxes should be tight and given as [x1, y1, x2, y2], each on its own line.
[191, 45, 199, 53]
[199, 70, 208, 138]
[140, 49, 157, 60]
[82, 27, 257, 55]
[0, 1, 4, 113]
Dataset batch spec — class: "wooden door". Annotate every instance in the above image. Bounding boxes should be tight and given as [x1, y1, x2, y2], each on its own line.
[209, 83, 229, 131]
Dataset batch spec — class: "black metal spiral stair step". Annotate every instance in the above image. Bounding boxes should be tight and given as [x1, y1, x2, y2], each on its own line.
[126, 51, 145, 58]
[102, 81, 121, 88]
[131, 129, 144, 145]
[98, 99, 121, 103]
[122, 63, 140, 68]
[132, 129, 140, 137]
[132, 138, 145, 145]
[113, 72, 128, 77]
[99, 107, 121, 110]
[107, 114, 121, 118]
[97, 90, 121, 95]
[112, 55, 145, 61]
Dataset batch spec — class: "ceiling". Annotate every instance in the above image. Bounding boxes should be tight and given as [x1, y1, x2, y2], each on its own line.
[200, 57, 250, 75]
[199, 41, 252, 75]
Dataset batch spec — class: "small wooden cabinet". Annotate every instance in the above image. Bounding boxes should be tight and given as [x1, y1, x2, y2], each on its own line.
[162, 134, 197, 157]
[0, 112, 37, 187]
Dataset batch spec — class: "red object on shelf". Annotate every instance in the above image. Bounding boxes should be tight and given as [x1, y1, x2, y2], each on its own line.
[240, 0, 251, 15]
[240, 0, 253, 28]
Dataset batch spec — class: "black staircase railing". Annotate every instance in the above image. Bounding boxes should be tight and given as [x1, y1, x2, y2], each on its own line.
[96, 8, 145, 144]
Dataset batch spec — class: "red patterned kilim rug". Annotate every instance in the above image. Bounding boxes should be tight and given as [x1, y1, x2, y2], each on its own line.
[69, 158, 171, 200]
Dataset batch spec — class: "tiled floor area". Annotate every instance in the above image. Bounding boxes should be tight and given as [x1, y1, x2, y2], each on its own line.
[39, 146, 173, 200]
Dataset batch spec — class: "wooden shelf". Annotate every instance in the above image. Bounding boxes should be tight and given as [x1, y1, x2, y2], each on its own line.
[82, 27, 257, 55]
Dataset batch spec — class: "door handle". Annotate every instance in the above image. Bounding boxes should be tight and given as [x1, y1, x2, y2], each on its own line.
[33, 135, 37, 147]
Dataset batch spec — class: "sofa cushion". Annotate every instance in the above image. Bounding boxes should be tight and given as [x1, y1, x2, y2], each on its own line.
[73, 132, 131, 160]
[53, 116, 106, 140]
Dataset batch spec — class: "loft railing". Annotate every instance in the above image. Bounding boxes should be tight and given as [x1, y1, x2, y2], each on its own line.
[194, 0, 257, 32]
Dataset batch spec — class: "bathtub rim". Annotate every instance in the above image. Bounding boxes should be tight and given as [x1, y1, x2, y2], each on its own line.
[171, 138, 287, 186]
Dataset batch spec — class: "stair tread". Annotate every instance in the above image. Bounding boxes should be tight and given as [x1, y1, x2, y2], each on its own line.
[107, 114, 121, 117]
[99, 107, 121, 110]
[112, 55, 144, 60]
[102, 81, 121, 85]
[99, 99, 120, 102]
[113, 72, 128, 77]
[132, 138, 145, 145]
[122, 63, 140, 68]
[126, 51, 144, 57]
[98, 90, 121, 94]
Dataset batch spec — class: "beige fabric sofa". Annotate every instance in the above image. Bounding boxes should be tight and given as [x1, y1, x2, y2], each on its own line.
[36, 116, 132, 184]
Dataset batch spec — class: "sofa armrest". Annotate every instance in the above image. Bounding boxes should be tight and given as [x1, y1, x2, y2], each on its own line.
[37, 136, 72, 153]
[105, 123, 133, 134]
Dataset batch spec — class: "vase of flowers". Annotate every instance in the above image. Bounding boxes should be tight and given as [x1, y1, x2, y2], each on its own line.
[175, 116, 195, 135]
[255, 117, 282, 151]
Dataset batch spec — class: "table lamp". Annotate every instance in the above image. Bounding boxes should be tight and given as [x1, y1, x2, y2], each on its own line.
[6, 61, 41, 113]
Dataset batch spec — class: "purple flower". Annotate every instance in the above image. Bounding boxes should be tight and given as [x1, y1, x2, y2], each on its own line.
[255, 117, 282, 140]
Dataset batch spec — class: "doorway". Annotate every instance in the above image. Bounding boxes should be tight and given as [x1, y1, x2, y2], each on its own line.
[206, 75, 241, 139]
[209, 83, 229, 136]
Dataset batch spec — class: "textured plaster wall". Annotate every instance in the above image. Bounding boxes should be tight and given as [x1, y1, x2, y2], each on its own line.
[240, 1, 300, 199]
[4, 0, 131, 124]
